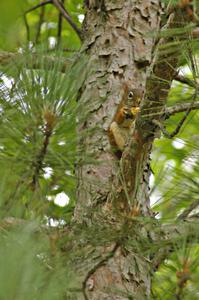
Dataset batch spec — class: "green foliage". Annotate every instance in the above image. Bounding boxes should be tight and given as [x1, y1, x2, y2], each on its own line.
[0, 2, 86, 296]
[0, 0, 83, 51]
[151, 58, 199, 297]
[0, 1, 199, 299]
[0, 221, 80, 300]
[0, 51, 87, 221]
[0, 49, 88, 298]
[152, 244, 199, 300]
[152, 76, 199, 217]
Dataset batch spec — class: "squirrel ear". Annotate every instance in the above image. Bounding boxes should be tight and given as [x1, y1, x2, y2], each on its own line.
[128, 91, 134, 99]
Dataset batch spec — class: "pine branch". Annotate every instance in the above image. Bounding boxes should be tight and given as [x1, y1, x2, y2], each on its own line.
[152, 221, 199, 271]
[153, 111, 189, 139]
[25, 0, 82, 40]
[31, 129, 52, 189]
[0, 51, 71, 71]
[188, 212, 199, 219]
[177, 199, 199, 220]
[165, 102, 199, 118]
[153, 94, 197, 138]
[25, 0, 52, 14]
[174, 74, 196, 88]
[31, 110, 56, 189]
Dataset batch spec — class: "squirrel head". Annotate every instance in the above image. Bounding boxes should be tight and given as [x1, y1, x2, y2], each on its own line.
[127, 89, 143, 106]
[122, 82, 143, 106]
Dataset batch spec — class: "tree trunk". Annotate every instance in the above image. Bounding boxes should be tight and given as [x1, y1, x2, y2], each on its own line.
[72, 1, 183, 299]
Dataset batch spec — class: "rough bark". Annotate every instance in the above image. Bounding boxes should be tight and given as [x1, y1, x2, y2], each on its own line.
[75, 0, 161, 220]
[72, 1, 191, 299]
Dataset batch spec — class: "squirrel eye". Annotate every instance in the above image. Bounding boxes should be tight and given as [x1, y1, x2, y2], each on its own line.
[128, 91, 134, 99]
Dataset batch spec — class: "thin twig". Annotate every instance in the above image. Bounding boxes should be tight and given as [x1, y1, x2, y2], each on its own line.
[175, 258, 191, 300]
[35, 5, 46, 44]
[165, 102, 199, 118]
[31, 109, 57, 190]
[187, 45, 197, 81]
[177, 199, 199, 220]
[153, 109, 190, 139]
[153, 94, 197, 138]
[57, 0, 64, 47]
[47, 47, 78, 52]
[62, 47, 78, 52]
[23, 14, 30, 42]
[25, 0, 52, 14]
[188, 212, 199, 219]
[31, 129, 52, 189]
[174, 74, 196, 88]
[52, 0, 82, 40]
[25, 0, 82, 40]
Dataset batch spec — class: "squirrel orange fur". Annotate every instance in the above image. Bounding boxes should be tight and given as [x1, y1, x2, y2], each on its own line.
[108, 84, 142, 157]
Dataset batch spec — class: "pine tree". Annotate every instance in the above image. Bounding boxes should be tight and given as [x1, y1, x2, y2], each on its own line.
[0, 1, 199, 299]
